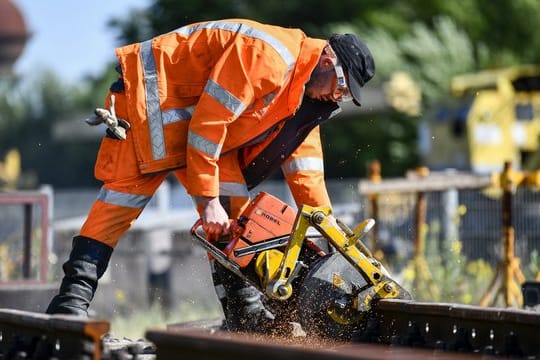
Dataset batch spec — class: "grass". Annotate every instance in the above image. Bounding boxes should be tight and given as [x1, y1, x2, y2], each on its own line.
[108, 300, 222, 340]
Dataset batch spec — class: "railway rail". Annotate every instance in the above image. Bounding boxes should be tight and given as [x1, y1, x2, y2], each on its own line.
[1, 300, 539, 359]
[0, 308, 109, 360]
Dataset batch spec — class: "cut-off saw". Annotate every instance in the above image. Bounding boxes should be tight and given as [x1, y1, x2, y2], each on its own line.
[191, 192, 412, 339]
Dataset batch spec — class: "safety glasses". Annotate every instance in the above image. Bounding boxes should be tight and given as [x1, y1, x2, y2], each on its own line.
[326, 46, 353, 102]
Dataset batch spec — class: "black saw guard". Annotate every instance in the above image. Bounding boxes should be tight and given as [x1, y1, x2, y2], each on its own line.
[296, 252, 411, 340]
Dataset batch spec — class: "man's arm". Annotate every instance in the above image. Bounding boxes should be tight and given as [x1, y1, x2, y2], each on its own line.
[281, 127, 332, 208]
[194, 196, 231, 241]
[186, 43, 286, 236]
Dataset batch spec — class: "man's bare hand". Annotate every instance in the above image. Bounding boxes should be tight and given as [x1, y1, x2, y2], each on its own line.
[195, 196, 230, 242]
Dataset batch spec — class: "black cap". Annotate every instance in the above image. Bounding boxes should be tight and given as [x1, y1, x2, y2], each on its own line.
[329, 33, 375, 106]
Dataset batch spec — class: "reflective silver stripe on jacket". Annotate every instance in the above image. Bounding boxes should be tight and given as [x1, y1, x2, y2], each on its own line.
[176, 20, 295, 77]
[139, 38, 194, 159]
[162, 106, 195, 125]
[205, 79, 246, 117]
[219, 182, 250, 197]
[140, 39, 165, 160]
[97, 188, 152, 209]
[281, 157, 324, 176]
[187, 130, 222, 158]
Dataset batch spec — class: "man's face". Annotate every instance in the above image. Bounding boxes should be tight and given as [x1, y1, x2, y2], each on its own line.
[305, 49, 354, 103]
[304, 55, 337, 102]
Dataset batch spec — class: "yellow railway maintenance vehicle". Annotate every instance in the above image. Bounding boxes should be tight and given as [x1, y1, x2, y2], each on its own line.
[420, 65, 540, 174]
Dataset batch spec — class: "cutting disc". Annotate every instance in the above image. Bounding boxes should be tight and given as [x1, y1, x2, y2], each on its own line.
[296, 252, 369, 339]
[296, 251, 412, 339]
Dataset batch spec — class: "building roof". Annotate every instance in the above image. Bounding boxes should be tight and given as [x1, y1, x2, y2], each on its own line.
[0, 0, 27, 36]
[0, 0, 29, 73]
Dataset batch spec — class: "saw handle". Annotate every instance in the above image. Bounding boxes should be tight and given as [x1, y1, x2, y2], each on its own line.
[190, 219, 256, 285]
[190, 219, 229, 260]
[190, 218, 242, 243]
[190, 218, 204, 238]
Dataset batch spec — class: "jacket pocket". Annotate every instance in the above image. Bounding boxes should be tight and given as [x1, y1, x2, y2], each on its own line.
[166, 83, 205, 98]
[94, 135, 138, 182]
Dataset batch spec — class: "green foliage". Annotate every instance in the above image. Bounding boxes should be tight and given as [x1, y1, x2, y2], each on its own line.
[398, 17, 478, 105]
[0, 73, 102, 188]
[109, 0, 371, 42]
[444, 0, 540, 64]
[527, 250, 540, 278]
[341, 16, 486, 107]
[399, 236, 495, 304]
[321, 113, 419, 178]
[109, 301, 221, 340]
[0, 227, 45, 281]
[354, 0, 540, 66]
[108, 0, 540, 67]
[401, 218, 495, 305]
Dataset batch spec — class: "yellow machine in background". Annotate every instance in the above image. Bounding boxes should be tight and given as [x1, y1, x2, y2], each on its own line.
[421, 65, 540, 173]
[0, 149, 21, 190]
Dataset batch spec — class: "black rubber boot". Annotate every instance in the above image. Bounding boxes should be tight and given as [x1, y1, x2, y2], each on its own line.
[213, 261, 275, 333]
[46, 236, 113, 316]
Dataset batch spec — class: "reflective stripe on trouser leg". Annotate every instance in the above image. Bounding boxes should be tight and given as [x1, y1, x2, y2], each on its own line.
[80, 174, 166, 248]
[80, 200, 144, 248]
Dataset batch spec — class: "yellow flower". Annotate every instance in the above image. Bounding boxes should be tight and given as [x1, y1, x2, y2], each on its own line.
[450, 241, 462, 255]
[402, 266, 415, 281]
[461, 293, 472, 304]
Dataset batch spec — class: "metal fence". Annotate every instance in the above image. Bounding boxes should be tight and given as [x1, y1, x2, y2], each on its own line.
[0, 191, 49, 283]
[355, 182, 540, 267]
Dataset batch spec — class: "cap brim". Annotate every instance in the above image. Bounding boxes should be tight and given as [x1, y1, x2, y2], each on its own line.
[347, 71, 363, 107]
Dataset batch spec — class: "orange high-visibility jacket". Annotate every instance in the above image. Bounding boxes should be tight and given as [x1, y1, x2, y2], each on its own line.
[115, 19, 330, 205]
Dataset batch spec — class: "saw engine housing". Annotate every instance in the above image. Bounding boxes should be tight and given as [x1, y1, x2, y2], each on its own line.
[223, 192, 297, 268]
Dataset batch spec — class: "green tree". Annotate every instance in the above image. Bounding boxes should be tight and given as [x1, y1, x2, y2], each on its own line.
[109, 0, 540, 67]
[356, 0, 540, 66]
[108, 0, 371, 42]
[0, 72, 113, 188]
[321, 113, 419, 178]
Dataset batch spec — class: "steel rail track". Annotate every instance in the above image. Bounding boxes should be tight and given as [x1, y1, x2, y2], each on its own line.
[1, 299, 539, 359]
[0, 308, 109, 360]
[146, 300, 540, 359]
[145, 325, 486, 360]
[360, 299, 540, 358]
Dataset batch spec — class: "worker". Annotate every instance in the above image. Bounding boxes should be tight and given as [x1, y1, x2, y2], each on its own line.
[46, 18, 375, 333]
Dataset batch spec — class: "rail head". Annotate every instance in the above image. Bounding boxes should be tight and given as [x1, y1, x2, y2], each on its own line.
[0, 308, 109, 360]
[363, 299, 540, 357]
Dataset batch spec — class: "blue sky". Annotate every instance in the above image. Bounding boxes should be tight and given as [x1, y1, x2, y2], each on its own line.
[13, 0, 150, 83]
